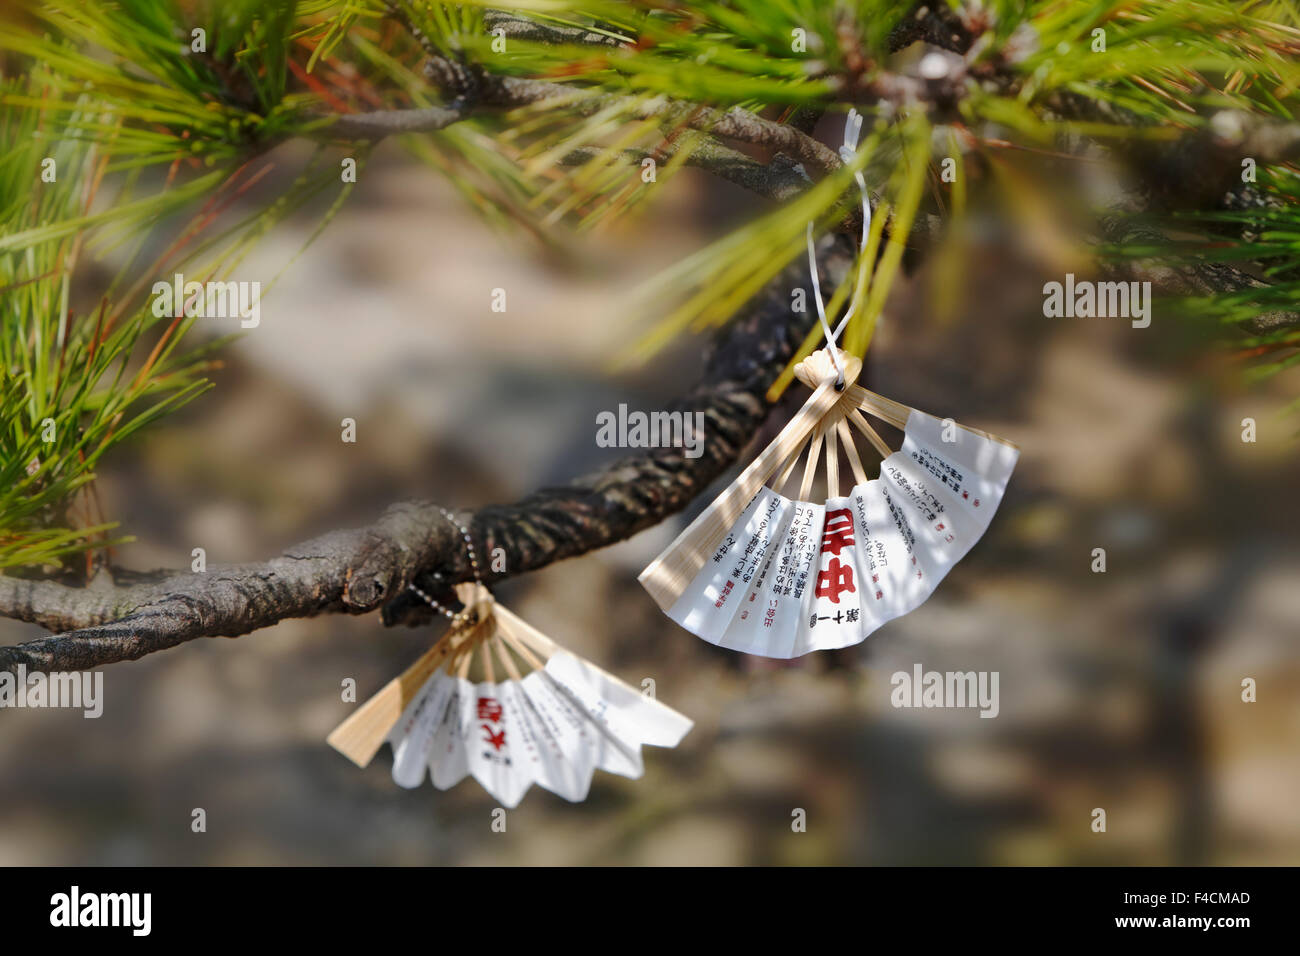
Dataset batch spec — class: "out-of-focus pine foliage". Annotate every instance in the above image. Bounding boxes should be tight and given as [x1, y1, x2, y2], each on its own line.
[333, 1, 1300, 380]
[0, 0, 353, 569]
[1, 0, 1297, 569]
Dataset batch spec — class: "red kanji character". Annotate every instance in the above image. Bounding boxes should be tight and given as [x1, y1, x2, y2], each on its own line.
[481, 724, 507, 751]
[821, 508, 855, 555]
[815, 557, 856, 604]
[477, 697, 503, 723]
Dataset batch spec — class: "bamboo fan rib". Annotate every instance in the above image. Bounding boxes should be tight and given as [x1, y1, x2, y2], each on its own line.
[639, 348, 1019, 659]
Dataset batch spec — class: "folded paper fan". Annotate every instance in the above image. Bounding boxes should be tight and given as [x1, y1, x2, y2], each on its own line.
[639, 348, 1019, 658]
[327, 583, 693, 807]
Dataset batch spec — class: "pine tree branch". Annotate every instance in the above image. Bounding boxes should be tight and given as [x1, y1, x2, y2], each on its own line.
[560, 143, 812, 204]
[322, 108, 879, 236]
[423, 55, 845, 173]
[0, 241, 856, 674]
[481, 10, 631, 48]
[318, 63, 842, 174]
[379, 0, 845, 172]
[327, 103, 466, 139]
[887, 1, 985, 55]
[558, 142, 939, 245]
[1099, 217, 1300, 335]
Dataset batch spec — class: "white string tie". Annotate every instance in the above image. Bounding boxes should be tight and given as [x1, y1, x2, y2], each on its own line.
[805, 108, 872, 389]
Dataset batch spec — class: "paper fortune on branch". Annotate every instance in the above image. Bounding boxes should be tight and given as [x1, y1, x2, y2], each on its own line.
[328, 583, 693, 807]
[640, 348, 1019, 658]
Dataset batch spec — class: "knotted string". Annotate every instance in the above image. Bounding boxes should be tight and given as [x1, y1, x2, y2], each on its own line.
[806, 108, 872, 390]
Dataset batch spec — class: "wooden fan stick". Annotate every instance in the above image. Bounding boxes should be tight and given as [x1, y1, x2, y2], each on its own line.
[482, 627, 496, 684]
[777, 394, 847, 498]
[639, 349, 862, 611]
[850, 384, 1021, 451]
[798, 426, 826, 502]
[785, 374, 888, 490]
[494, 604, 560, 660]
[799, 390, 865, 499]
[456, 633, 478, 680]
[848, 408, 893, 460]
[494, 614, 547, 672]
[771, 440, 807, 497]
[836, 419, 870, 486]
[849, 385, 910, 431]
[327, 621, 474, 767]
[826, 425, 840, 498]
[490, 627, 525, 682]
[445, 618, 480, 676]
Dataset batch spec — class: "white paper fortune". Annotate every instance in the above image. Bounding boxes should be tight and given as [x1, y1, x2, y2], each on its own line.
[899, 409, 1019, 537]
[383, 652, 693, 808]
[716, 494, 797, 653]
[725, 500, 824, 658]
[643, 379, 1019, 659]
[794, 496, 867, 654]
[667, 487, 790, 645]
